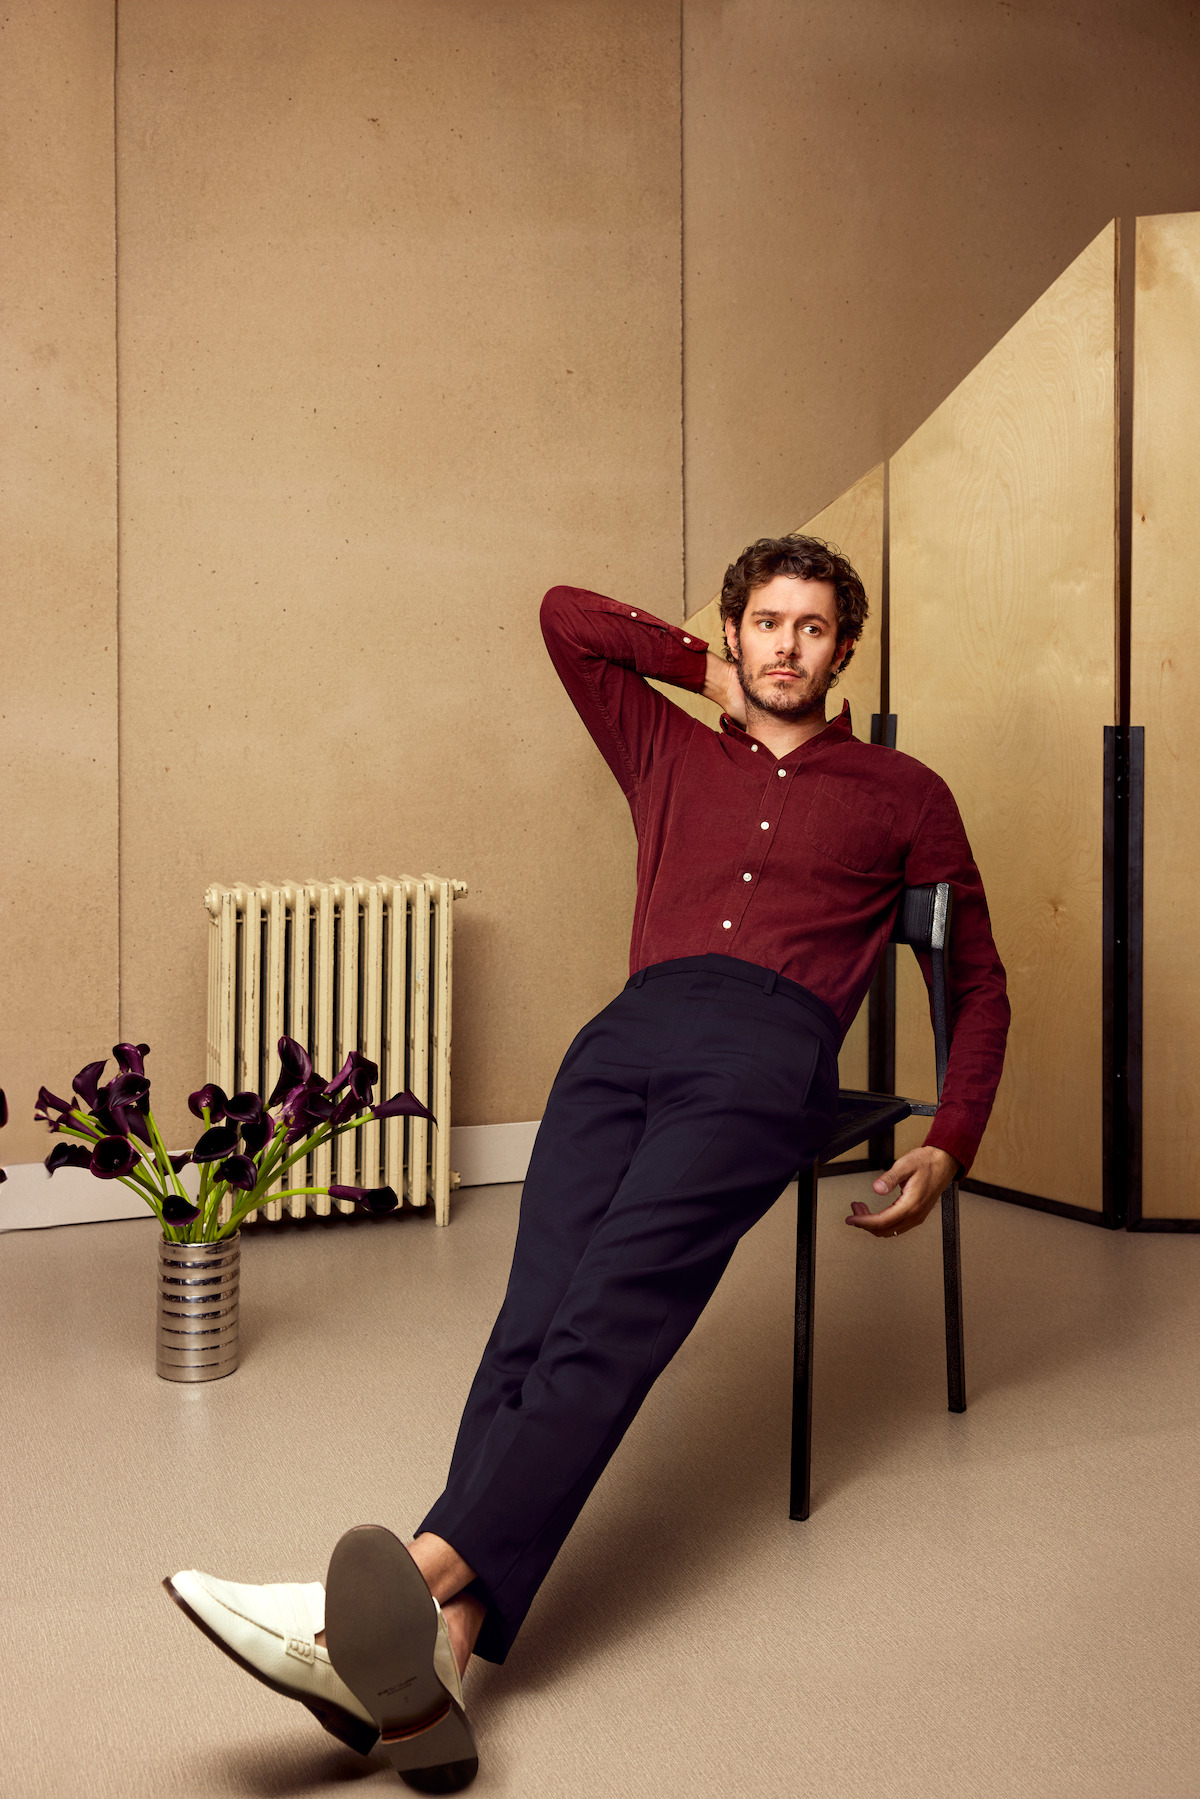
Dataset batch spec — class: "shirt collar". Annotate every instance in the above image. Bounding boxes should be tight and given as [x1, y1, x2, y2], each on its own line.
[718, 698, 854, 755]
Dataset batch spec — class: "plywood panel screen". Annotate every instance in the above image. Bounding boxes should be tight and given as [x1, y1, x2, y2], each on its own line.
[1131, 212, 1200, 1221]
[651, 466, 884, 1100]
[890, 224, 1117, 1207]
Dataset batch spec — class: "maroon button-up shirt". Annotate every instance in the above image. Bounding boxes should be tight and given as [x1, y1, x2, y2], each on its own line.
[541, 584, 1010, 1175]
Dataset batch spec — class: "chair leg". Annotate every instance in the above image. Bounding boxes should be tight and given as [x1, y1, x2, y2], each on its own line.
[790, 1164, 818, 1520]
[941, 1180, 966, 1413]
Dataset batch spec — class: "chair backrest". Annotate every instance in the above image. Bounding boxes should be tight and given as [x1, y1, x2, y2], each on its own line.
[889, 882, 953, 1099]
[890, 882, 951, 954]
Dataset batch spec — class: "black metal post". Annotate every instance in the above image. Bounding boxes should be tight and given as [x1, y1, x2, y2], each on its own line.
[790, 1164, 819, 1520]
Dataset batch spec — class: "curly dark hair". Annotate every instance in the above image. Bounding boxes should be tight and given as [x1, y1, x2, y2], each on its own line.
[719, 533, 869, 674]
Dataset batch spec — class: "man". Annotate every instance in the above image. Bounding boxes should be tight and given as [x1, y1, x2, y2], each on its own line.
[165, 535, 1009, 1793]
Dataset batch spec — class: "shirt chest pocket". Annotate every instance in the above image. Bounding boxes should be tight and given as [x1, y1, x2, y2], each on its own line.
[803, 775, 898, 874]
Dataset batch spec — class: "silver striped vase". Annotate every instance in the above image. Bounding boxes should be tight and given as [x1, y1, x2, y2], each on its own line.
[156, 1233, 240, 1382]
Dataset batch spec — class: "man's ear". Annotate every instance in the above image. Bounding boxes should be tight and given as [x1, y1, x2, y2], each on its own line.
[724, 617, 739, 660]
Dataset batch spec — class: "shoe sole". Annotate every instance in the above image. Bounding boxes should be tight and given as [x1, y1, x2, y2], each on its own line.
[161, 1576, 380, 1758]
[324, 1525, 479, 1794]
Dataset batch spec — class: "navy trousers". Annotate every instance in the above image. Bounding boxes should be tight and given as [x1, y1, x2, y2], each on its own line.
[417, 955, 841, 1663]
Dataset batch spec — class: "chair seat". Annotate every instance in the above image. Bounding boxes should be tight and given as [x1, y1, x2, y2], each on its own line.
[819, 1089, 913, 1163]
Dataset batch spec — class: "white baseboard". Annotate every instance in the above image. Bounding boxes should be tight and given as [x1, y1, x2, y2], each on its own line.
[0, 1160, 201, 1232]
[0, 1123, 541, 1232]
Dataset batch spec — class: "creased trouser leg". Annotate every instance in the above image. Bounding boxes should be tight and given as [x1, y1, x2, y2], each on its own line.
[418, 964, 839, 1662]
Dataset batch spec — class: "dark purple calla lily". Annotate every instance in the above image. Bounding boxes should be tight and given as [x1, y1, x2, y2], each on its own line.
[239, 1111, 274, 1155]
[108, 1073, 150, 1110]
[162, 1195, 201, 1225]
[90, 1136, 139, 1179]
[0, 1088, 7, 1128]
[113, 1104, 153, 1148]
[215, 1153, 257, 1191]
[267, 1036, 313, 1107]
[279, 1072, 325, 1121]
[372, 1090, 436, 1125]
[34, 1086, 75, 1130]
[72, 1060, 108, 1112]
[45, 1142, 94, 1174]
[224, 1091, 264, 1124]
[113, 1042, 151, 1077]
[107, 1074, 152, 1144]
[168, 1151, 192, 1173]
[329, 1182, 399, 1215]
[188, 1083, 228, 1122]
[329, 1079, 370, 1122]
[192, 1122, 239, 1162]
[285, 1090, 336, 1144]
[290, 1086, 336, 1125]
[327, 1050, 379, 1102]
[92, 1088, 129, 1139]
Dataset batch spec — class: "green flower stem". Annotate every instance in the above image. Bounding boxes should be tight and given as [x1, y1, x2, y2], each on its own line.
[219, 1184, 331, 1237]
[145, 1107, 189, 1203]
[110, 1171, 169, 1235]
[197, 1162, 219, 1240]
[270, 1110, 368, 1182]
[249, 1123, 291, 1190]
[212, 1111, 374, 1240]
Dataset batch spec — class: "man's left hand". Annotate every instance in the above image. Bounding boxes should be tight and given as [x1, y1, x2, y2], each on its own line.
[845, 1146, 959, 1239]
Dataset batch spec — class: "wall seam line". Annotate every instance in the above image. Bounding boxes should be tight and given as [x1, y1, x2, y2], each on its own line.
[113, 0, 122, 1038]
[678, 0, 686, 620]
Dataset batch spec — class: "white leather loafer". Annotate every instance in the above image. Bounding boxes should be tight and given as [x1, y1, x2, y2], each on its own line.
[163, 1569, 380, 1756]
[325, 1525, 478, 1793]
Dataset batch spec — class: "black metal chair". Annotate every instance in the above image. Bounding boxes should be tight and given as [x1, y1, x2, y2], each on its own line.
[790, 881, 964, 1520]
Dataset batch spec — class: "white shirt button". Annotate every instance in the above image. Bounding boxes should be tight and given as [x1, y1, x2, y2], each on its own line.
[722, 920, 732, 929]
[683, 635, 691, 644]
[777, 768, 787, 777]
[750, 743, 758, 752]
[743, 872, 752, 881]
[630, 610, 638, 618]
[760, 821, 769, 830]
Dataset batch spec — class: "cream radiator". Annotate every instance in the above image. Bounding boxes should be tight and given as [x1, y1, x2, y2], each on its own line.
[205, 876, 467, 1225]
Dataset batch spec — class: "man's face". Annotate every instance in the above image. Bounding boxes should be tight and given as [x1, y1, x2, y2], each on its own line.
[724, 574, 849, 721]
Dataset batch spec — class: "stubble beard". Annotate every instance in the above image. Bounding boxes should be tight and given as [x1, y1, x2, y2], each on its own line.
[733, 645, 838, 724]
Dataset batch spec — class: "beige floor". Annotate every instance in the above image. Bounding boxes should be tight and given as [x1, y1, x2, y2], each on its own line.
[3, 1174, 1200, 1798]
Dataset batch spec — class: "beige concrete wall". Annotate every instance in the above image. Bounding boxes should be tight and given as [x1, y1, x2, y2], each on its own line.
[682, 0, 1200, 610]
[0, 0, 118, 1163]
[114, 0, 683, 1143]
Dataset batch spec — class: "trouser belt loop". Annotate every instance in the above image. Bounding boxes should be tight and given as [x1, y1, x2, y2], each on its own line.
[762, 970, 778, 995]
[633, 968, 647, 988]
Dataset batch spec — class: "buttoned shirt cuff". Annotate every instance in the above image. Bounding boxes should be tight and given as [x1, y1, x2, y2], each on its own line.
[638, 618, 708, 691]
[585, 595, 710, 690]
[669, 638, 711, 692]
